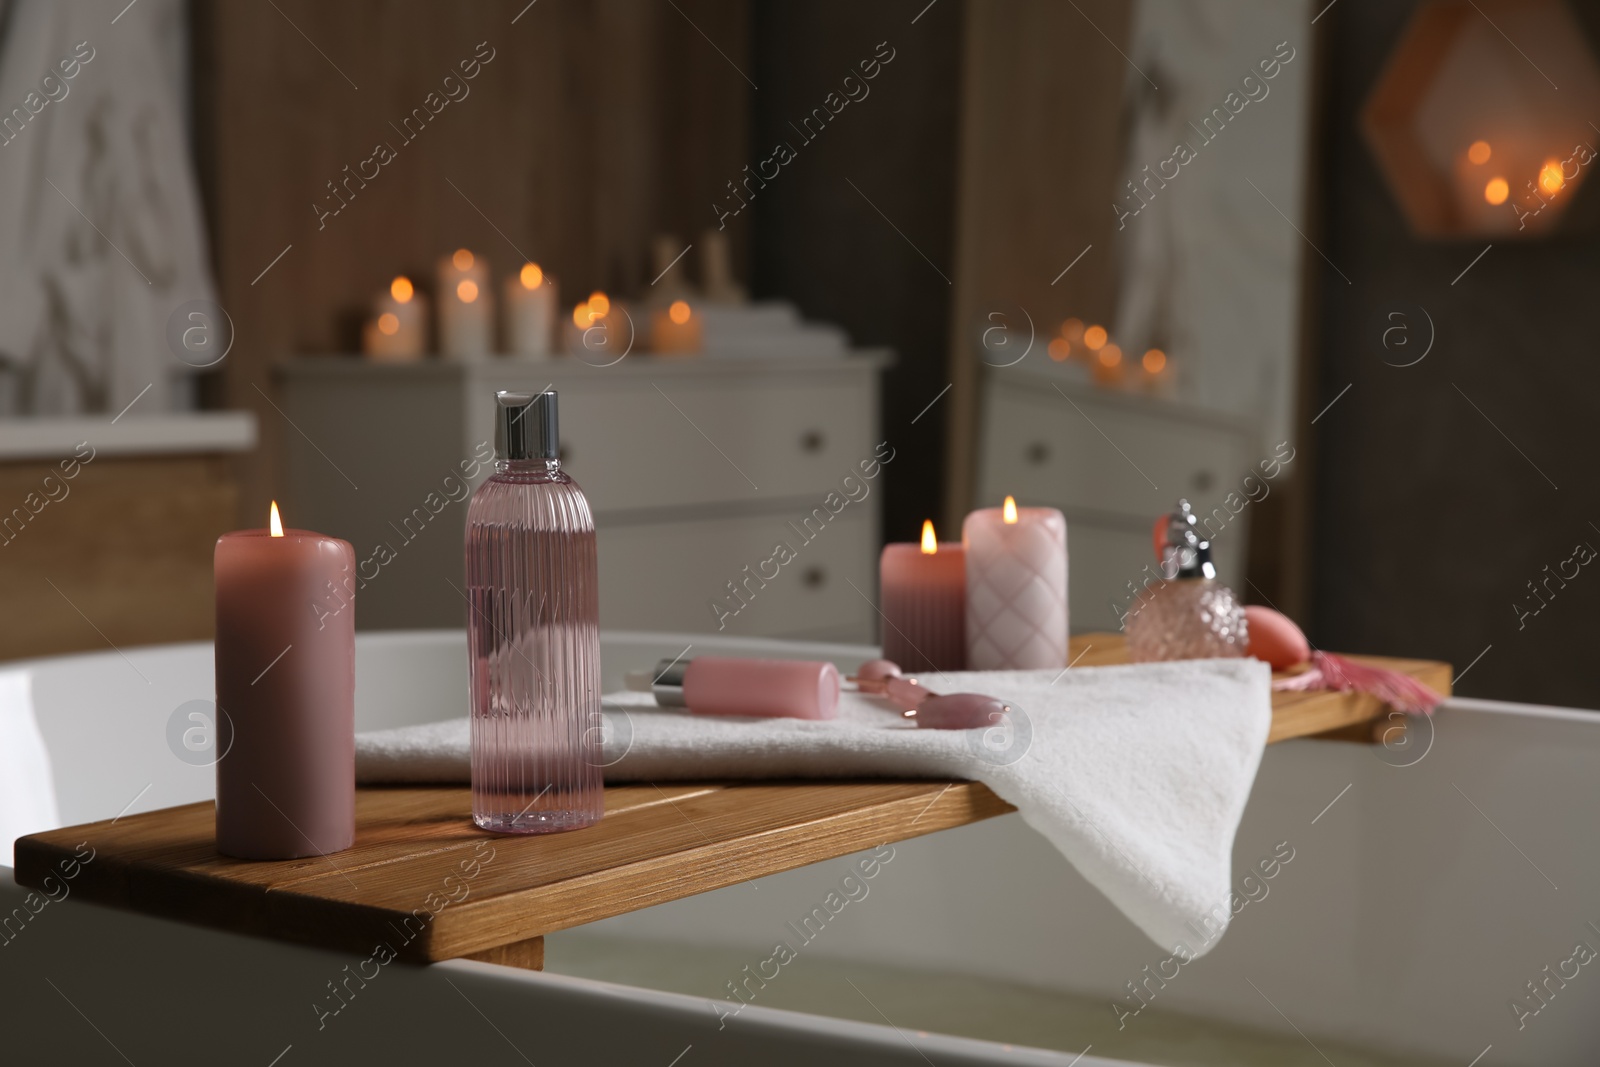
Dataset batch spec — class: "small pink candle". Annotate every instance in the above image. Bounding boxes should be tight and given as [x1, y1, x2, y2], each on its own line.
[879, 520, 966, 672]
[964, 496, 1069, 670]
[214, 502, 355, 860]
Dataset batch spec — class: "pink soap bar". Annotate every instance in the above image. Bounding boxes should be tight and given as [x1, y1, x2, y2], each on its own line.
[1244, 604, 1312, 670]
[682, 657, 840, 720]
[214, 526, 355, 860]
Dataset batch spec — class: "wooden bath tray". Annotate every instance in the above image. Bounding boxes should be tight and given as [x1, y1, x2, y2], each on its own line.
[12, 634, 1449, 969]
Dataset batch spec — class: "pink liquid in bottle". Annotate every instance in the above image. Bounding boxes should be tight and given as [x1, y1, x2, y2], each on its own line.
[466, 391, 604, 833]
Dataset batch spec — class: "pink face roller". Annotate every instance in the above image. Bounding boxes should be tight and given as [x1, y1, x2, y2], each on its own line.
[627, 657, 840, 720]
[850, 659, 1015, 730]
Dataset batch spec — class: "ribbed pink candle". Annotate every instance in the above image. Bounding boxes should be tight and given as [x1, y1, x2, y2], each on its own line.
[879, 521, 966, 672]
[964, 497, 1068, 670]
[214, 504, 355, 860]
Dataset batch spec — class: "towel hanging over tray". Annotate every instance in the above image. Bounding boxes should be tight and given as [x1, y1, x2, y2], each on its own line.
[356, 657, 1272, 955]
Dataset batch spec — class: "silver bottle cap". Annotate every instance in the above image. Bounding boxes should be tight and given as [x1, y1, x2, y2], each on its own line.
[1160, 499, 1217, 580]
[495, 390, 559, 461]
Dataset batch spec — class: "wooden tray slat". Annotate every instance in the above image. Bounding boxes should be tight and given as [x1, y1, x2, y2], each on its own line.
[13, 633, 1450, 964]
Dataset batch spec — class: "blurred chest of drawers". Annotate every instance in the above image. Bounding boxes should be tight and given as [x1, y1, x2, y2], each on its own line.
[976, 366, 1261, 634]
[278, 352, 890, 641]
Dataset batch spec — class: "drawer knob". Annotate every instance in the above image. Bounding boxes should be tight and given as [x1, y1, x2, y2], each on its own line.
[1191, 470, 1214, 491]
[802, 566, 827, 589]
[1025, 441, 1050, 465]
[800, 430, 825, 454]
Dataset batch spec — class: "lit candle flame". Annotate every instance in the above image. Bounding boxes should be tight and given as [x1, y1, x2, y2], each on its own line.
[921, 519, 937, 554]
[452, 248, 474, 271]
[668, 299, 692, 325]
[1484, 177, 1509, 205]
[572, 301, 592, 328]
[390, 275, 413, 303]
[1539, 159, 1565, 195]
[520, 263, 543, 289]
[269, 501, 284, 537]
[587, 291, 611, 318]
[1002, 496, 1018, 524]
[457, 278, 479, 303]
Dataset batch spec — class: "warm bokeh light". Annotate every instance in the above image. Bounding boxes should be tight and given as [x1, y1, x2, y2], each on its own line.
[456, 279, 479, 303]
[1002, 496, 1018, 524]
[1060, 317, 1084, 342]
[269, 501, 284, 538]
[520, 263, 543, 289]
[377, 312, 399, 335]
[1539, 160, 1565, 195]
[668, 300, 692, 325]
[1467, 140, 1491, 165]
[587, 291, 610, 318]
[390, 276, 413, 303]
[921, 519, 938, 554]
[452, 248, 474, 271]
[1083, 324, 1108, 350]
[1047, 338, 1071, 362]
[1098, 343, 1122, 367]
[1142, 348, 1166, 374]
[572, 301, 592, 327]
[1484, 177, 1509, 205]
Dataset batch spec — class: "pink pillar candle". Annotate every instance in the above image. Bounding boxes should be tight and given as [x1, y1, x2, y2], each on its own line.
[214, 504, 356, 860]
[964, 497, 1069, 670]
[879, 521, 966, 672]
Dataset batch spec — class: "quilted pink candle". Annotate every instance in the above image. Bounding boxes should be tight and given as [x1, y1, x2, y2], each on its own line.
[214, 502, 356, 860]
[879, 520, 966, 672]
[964, 496, 1069, 670]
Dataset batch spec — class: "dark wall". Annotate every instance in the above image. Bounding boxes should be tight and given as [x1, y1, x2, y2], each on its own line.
[747, 0, 962, 544]
[1312, 1, 1600, 706]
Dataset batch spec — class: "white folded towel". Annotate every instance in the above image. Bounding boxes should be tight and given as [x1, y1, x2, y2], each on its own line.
[356, 658, 1271, 953]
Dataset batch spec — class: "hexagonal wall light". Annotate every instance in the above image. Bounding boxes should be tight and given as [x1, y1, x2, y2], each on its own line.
[1362, 0, 1600, 238]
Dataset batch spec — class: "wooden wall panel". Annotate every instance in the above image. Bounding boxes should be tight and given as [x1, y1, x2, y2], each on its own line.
[942, 0, 1133, 529]
[0, 456, 236, 660]
[193, 0, 751, 519]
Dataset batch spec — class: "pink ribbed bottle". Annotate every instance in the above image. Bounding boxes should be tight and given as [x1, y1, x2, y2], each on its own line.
[465, 390, 604, 833]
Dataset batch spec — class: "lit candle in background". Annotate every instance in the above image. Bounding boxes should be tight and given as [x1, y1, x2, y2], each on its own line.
[214, 502, 355, 860]
[1139, 346, 1173, 394]
[964, 495, 1068, 670]
[650, 299, 703, 354]
[438, 248, 493, 360]
[503, 262, 557, 359]
[878, 519, 966, 672]
[362, 275, 428, 362]
[1539, 158, 1565, 195]
[565, 290, 624, 357]
[1092, 342, 1125, 387]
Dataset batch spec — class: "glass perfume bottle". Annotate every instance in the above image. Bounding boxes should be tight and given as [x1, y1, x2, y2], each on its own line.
[465, 390, 604, 833]
[1126, 499, 1249, 662]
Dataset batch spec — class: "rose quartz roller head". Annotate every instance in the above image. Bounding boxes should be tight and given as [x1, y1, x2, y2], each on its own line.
[911, 692, 1014, 730]
[631, 656, 840, 720]
[849, 659, 1017, 730]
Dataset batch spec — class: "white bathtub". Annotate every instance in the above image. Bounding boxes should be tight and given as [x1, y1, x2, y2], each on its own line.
[2, 631, 1596, 1066]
